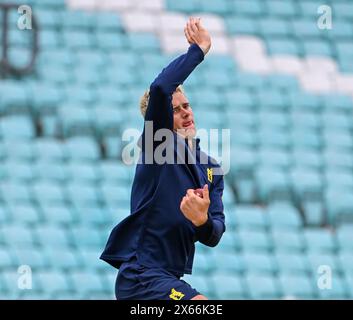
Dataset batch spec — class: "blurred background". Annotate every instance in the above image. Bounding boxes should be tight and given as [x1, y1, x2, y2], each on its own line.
[0, 0, 353, 299]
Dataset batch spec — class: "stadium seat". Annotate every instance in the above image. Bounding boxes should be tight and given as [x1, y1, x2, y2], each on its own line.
[2, 140, 36, 162]
[0, 116, 35, 140]
[32, 181, 66, 206]
[218, 231, 240, 252]
[3, 161, 36, 182]
[45, 248, 81, 270]
[36, 225, 71, 248]
[279, 274, 316, 299]
[306, 252, 342, 274]
[0, 181, 33, 205]
[35, 139, 67, 162]
[267, 203, 303, 230]
[69, 226, 104, 248]
[245, 274, 281, 299]
[303, 229, 337, 253]
[242, 252, 278, 274]
[2, 225, 36, 247]
[212, 274, 247, 299]
[255, 167, 291, 203]
[336, 226, 353, 252]
[212, 251, 245, 274]
[275, 252, 310, 275]
[66, 137, 100, 162]
[13, 248, 49, 269]
[40, 203, 76, 225]
[234, 205, 268, 230]
[192, 252, 215, 275]
[317, 275, 349, 299]
[69, 271, 106, 297]
[0, 248, 15, 269]
[9, 204, 42, 224]
[238, 229, 273, 252]
[37, 271, 72, 297]
[271, 229, 306, 253]
[35, 161, 69, 184]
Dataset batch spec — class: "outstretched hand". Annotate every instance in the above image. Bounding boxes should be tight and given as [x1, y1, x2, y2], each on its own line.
[184, 17, 211, 55]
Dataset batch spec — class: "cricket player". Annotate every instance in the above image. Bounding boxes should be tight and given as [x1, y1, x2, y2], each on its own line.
[101, 17, 225, 300]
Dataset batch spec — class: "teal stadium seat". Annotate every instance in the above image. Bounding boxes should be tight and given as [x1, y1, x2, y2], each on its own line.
[67, 183, 101, 207]
[0, 116, 35, 140]
[255, 167, 291, 203]
[40, 203, 76, 225]
[303, 229, 337, 253]
[13, 248, 49, 269]
[0, 181, 32, 204]
[35, 225, 71, 248]
[67, 162, 101, 183]
[69, 271, 106, 298]
[69, 226, 104, 248]
[242, 252, 278, 275]
[279, 274, 316, 299]
[37, 271, 72, 298]
[231, 0, 265, 16]
[3, 140, 36, 162]
[265, 0, 298, 17]
[238, 229, 273, 252]
[225, 16, 258, 35]
[10, 203, 42, 224]
[213, 251, 245, 274]
[259, 18, 292, 37]
[2, 225, 36, 247]
[0, 248, 15, 269]
[317, 276, 349, 299]
[3, 161, 36, 182]
[218, 231, 240, 252]
[306, 252, 342, 274]
[267, 203, 303, 230]
[245, 274, 281, 299]
[271, 229, 306, 253]
[234, 205, 268, 230]
[66, 137, 100, 162]
[63, 11, 96, 30]
[0, 81, 29, 114]
[95, 12, 123, 31]
[212, 274, 247, 299]
[336, 226, 353, 252]
[45, 248, 81, 270]
[275, 252, 310, 274]
[33, 181, 66, 206]
[35, 161, 69, 183]
[199, 0, 232, 15]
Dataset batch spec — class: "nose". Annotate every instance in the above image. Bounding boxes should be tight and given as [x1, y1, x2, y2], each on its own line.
[181, 107, 192, 118]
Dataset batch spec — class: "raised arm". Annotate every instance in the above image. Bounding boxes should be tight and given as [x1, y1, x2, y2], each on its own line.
[144, 18, 212, 133]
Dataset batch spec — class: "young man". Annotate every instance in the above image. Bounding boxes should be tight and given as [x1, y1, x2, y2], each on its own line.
[100, 18, 226, 300]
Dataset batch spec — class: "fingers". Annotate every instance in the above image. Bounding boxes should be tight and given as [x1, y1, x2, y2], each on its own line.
[184, 26, 193, 44]
[187, 189, 196, 198]
[189, 17, 199, 33]
[202, 184, 210, 201]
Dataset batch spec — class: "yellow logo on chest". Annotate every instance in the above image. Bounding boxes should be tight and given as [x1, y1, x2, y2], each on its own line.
[207, 168, 213, 183]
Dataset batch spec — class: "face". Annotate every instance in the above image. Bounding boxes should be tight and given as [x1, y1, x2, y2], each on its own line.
[172, 91, 196, 138]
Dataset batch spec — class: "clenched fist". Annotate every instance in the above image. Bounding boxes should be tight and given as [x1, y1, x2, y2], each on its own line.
[180, 184, 210, 227]
[184, 17, 212, 55]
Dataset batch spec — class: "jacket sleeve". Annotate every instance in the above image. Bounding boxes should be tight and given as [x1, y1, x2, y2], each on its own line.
[143, 44, 205, 134]
[194, 174, 226, 247]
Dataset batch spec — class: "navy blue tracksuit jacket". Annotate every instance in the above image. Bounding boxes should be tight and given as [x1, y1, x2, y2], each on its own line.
[100, 44, 226, 277]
